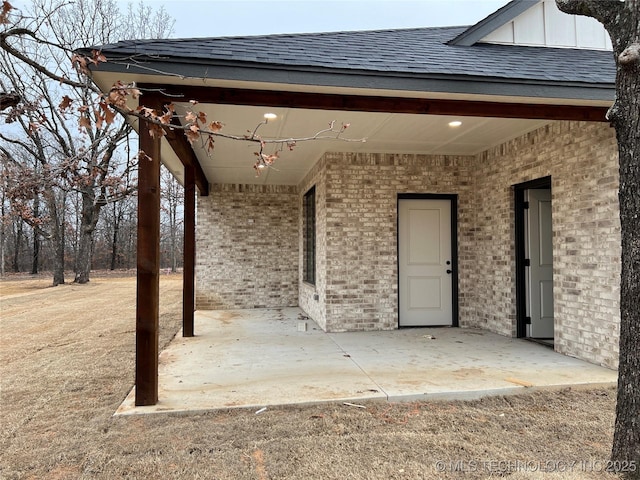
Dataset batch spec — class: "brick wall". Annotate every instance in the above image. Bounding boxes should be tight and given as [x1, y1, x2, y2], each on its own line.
[474, 121, 620, 367]
[301, 152, 476, 332]
[298, 157, 328, 330]
[196, 121, 620, 368]
[295, 121, 619, 367]
[195, 184, 299, 309]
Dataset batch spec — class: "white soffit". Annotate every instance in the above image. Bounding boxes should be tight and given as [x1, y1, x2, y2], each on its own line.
[187, 104, 550, 186]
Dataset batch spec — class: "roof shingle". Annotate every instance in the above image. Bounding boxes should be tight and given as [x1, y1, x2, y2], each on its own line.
[97, 26, 615, 85]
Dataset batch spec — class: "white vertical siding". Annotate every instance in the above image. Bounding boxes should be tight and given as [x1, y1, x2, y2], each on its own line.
[480, 0, 612, 51]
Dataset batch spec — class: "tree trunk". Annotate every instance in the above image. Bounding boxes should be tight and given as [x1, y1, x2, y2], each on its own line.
[110, 222, 119, 270]
[110, 201, 121, 271]
[31, 233, 40, 275]
[170, 201, 177, 273]
[610, 32, 640, 479]
[52, 228, 65, 286]
[43, 190, 65, 286]
[74, 191, 101, 284]
[555, 2, 639, 476]
[12, 218, 22, 272]
[31, 193, 40, 274]
[75, 228, 93, 283]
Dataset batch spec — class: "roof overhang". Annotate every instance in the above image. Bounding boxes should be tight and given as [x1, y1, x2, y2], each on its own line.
[88, 59, 612, 188]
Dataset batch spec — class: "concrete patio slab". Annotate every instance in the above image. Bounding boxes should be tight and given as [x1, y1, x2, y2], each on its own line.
[116, 308, 617, 415]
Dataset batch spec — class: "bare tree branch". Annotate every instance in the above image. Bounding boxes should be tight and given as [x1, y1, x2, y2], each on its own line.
[556, 0, 625, 31]
[0, 91, 19, 109]
[0, 27, 98, 91]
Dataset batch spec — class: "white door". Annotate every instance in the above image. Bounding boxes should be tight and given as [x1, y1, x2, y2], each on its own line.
[526, 189, 554, 338]
[398, 199, 453, 326]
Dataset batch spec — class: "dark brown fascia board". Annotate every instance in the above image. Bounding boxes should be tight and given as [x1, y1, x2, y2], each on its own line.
[143, 93, 209, 196]
[139, 84, 610, 122]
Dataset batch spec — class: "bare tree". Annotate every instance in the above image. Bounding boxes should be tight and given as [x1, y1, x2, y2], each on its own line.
[0, 0, 173, 285]
[556, 1, 640, 476]
[160, 165, 183, 273]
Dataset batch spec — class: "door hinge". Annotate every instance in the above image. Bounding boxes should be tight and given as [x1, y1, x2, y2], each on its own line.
[525, 316, 532, 325]
[523, 201, 530, 209]
[524, 258, 531, 267]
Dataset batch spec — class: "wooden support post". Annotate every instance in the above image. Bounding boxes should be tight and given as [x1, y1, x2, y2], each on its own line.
[135, 121, 161, 406]
[183, 164, 196, 337]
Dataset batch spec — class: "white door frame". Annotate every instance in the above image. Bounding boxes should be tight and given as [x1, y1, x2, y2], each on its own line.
[397, 194, 458, 328]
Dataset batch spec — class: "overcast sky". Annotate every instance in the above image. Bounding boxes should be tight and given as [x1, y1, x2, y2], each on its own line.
[142, 0, 511, 38]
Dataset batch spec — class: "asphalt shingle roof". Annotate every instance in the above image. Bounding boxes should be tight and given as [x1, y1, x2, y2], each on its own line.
[97, 26, 615, 85]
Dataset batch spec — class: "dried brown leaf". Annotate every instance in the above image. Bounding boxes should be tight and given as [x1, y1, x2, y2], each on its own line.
[100, 101, 116, 125]
[71, 54, 90, 75]
[149, 124, 166, 138]
[185, 125, 200, 144]
[209, 121, 223, 132]
[94, 110, 103, 130]
[91, 49, 107, 65]
[78, 115, 91, 131]
[136, 105, 156, 118]
[0, 1, 13, 25]
[58, 95, 73, 111]
[158, 111, 172, 124]
[206, 136, 215, 152]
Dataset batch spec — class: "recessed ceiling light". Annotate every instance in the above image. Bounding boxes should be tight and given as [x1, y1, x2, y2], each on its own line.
[264, 113, 277, 120]
[448, 120, 462, 127]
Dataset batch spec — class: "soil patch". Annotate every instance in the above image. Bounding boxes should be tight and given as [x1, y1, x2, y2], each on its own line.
[0, 274, 621, 479]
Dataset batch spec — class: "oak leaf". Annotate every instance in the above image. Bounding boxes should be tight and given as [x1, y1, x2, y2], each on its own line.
[148, 124, 166, 138]
[185, 124, 200, 144]
[78, 115, 91, 131]
[159, 103, 175, 124]
[58, 95, 73, 111]
[91, 49, 107, 65]
[99, 101, 116, 125]
[209, 121, 223, 132]
[136, 105, 156, 118]
[94, 109, 103, 130]
[0, 1, 13, 25]
[71, 54, 90, 75]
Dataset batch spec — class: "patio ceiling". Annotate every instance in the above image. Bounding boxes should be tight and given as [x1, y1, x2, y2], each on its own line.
[169, 101, 550, 186]
[88, 72, 609, 189]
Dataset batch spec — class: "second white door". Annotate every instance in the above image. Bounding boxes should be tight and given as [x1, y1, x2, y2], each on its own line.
[526, 188, 554, 338]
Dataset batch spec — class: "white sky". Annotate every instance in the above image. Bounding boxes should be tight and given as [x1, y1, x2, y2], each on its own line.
[141, 0, 511, 38]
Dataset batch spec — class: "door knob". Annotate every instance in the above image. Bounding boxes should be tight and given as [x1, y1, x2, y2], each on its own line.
[446, 269, 452, 274]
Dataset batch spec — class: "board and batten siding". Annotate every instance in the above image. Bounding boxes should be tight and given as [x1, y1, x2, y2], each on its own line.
[481, 0, 612, 50]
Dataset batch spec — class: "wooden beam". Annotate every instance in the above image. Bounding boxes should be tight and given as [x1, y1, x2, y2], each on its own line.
[142, 93, 209, 196]
[139, 85, 610, 122]
[135, 118, 161, 406]
[182, 164, 196, 338]
[163, 119, 209, 196]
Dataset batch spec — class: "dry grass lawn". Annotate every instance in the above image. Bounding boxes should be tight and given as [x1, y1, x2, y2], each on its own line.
[0, 273, 621, 479]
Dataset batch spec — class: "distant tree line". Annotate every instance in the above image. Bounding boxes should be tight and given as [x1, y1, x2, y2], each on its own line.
[1, 165, 184, 276]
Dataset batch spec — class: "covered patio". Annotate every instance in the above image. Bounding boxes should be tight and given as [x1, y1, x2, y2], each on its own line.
[116, 308, 617, 415]
[83, 1, 618, 408]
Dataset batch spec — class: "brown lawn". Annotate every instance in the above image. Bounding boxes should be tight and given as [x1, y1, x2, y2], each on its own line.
[0, 273, 621, 479]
